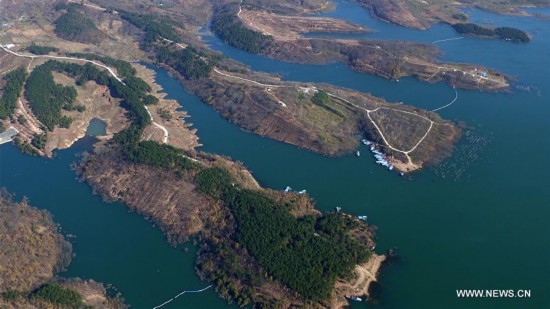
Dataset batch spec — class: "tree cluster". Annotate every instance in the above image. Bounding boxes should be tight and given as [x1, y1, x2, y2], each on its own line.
[195, 167, 371, 301]
[32, 284, 83, 308]
[0, 68, 27, 119]
[453, 23, 530, 43]
[119, 11, 180, 49]
[54, 6, 104, 44]
[26, 44, 59, 55]
[156, 46, 213, 80]
[24, 63, 77, 130]
[211, 11, 273, 53]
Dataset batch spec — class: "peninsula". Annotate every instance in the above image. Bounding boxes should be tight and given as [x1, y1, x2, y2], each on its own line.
[0, 191, 125, 308]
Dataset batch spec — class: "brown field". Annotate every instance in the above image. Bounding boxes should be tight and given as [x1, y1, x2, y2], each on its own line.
[133, 64, 200, 150]
[239, 9, 368, 40]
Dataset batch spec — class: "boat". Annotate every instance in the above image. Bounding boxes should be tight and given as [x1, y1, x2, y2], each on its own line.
[357, 215, 368, 221]
[356, 151, 361, 157]
[361, 139, 371, 146]
[335, 207, 342, 213]
[298, 190, 307, 194]
[347, 295, 363, 302]
[284, 186, 292, 192]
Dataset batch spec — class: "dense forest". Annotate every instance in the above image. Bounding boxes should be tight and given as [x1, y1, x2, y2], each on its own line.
[54, 5, 104, 44]
[156, 46, 213, 80]
[211, 9, 273, 53]
[195, 167, 371, 301]
[0, 68, 27, 119]
[31, 284, 83, 308]
[26, 44, 59, 55]
[452, 23, 530, 43]
[25, 63, 77, 130]
[119, 11, 180, 49]
[117, 11, 216, 80]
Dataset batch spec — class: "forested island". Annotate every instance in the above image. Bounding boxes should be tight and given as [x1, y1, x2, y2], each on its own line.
[452, 23, 530, 42]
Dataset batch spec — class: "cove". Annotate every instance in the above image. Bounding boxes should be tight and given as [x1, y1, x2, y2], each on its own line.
[0, 137, 228, 308]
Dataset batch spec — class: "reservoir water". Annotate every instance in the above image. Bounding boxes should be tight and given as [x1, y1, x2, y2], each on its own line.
[1, 2, 549, 308]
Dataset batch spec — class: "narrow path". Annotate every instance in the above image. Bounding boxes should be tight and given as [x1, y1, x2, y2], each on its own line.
[432, 37, 464, 44]
[211, 68, 281, 88]
[1, 45, 124, 83]
[327, 92, 434, 165]
[152, 285, 213, 309]
[431, 88, 458, 112]
[1, 45, 170, 142]
[212, 69, 288, 107]
[145, 106, 169, 143]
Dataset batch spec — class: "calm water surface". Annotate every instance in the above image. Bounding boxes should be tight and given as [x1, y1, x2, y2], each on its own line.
[0, 2, 548, 308]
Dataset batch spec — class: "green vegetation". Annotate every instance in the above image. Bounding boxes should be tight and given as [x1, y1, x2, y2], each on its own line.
[17, 115, 27, 125]
[311, 90, 345, 118]
[156, 46, 213, 79]
[32, 284, 83, 308]
[31, 134, 47, 150]
[495, 27, 530, 43]
[119, 11, 214, 80]
[452, 23, 530, 43]
[0, 68, 27, 119]
[143, 94, 159, 105]
[1, 290, 20, 301]
[119, 11, 180, 49]
[26, 44, 59, 55]
[125, 76, 152, 93]
[54, 6, 104, 44]
[211, 11, 272, 53]
[14, 137, 40, 156]
[311, 90, 330, 106]
[65, 53, 137, 78]
[157, 108, 172, 121]
[195, 167, 371, 301]
[25, 63, 77, 130]
[125, 141, 196, 172]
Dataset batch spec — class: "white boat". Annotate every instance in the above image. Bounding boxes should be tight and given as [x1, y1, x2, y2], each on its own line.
[357, 215, 368, 221]
[348, 296, 363, 302]
[356, 151, 361, 157]
[284, 186, 292, 192]
[298, 190, 307, 194]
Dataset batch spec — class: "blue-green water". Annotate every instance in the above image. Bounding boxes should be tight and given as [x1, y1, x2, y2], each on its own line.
[85, 118, 107, 136]
[1, 3, 549, 309]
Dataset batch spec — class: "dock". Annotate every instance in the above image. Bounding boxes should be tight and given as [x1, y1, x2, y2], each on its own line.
[0, 127, 19, 145]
